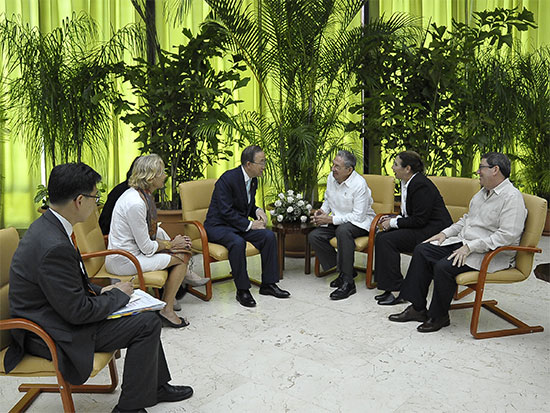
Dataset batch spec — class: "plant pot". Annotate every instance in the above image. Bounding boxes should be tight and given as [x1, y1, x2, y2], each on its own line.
[543, 208, 550, 236]
[157, 209, 185, 239]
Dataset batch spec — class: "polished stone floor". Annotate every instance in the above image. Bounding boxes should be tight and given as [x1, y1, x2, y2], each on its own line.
[1, 237, 549, 412]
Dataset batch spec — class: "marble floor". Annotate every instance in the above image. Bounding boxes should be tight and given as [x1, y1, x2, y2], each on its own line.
[1, 237, 549, 413]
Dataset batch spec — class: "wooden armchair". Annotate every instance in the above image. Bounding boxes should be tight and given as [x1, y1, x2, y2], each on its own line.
[0, 227, 118, 412]
[73, 206, 168, 297]
[179, 179, 260, 301]
[313, 174, 396, 288]
[450, 193, 547, 339]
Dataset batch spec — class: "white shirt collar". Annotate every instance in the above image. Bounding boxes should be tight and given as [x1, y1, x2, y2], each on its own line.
[402, 172, 418, 189]
[241, 165, 252, 183]
[49, 208, 74, 243]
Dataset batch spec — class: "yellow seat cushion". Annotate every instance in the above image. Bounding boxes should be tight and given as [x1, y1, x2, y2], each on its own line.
[0, 348, 114, 378]
[329, 236, 370, 251]
[191, 239, 259, 261]
[456, 268, 527, 285]
[93, 264, 168, 289]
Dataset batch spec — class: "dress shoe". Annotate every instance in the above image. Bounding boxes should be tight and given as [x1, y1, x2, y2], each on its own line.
[184, 271, 210, 287]
[377, 293, 406, 306]
[330, 271, 358, 288]
[330, 281, 356, 300]
[236, 289, 256, 307]
[374, 291, 392, 301]
[417, 315, 450, 333]
[388, 305, 428, 322]
[157, 383, 194, 403]
[112, 405, 147, 413]
[259, 283, 291, 298]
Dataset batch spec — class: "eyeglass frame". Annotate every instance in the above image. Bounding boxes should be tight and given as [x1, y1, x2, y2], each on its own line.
[78, 193, 101, 204]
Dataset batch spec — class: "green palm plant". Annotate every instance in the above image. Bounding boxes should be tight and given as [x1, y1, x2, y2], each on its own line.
[514, 46, 550, 202]
[0, 13, 142, 167]
[199, 0, 373, 201]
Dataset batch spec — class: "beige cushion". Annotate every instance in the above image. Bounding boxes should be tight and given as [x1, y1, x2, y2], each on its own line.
[363, 174, 395, 215]
[428, 176, 479, 223]
[93, 264, 168, 289]
[191, 239, 259, 261]
[180, 179, 217, 241]
[0, 349, 114, 378]
[329, 236, 370, 251]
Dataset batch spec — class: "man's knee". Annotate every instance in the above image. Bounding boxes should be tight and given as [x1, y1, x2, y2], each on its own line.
[136, 311, 162, 336]
[308, 229, 324, 246]
[334, 223, 356, 245]
[375, 231, 391, 248]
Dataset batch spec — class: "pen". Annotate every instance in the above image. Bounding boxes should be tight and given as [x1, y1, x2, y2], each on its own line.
[130, 275, 136, 283]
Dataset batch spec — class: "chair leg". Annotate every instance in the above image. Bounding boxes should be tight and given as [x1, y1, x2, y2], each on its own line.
[365, 252, 376, 289]
[450, 289, 544, 339]
[187, 256, 213, 301]
[453, 285, 474, 300]
[314, 256, 337, 277]
[13, 357, 119, 412]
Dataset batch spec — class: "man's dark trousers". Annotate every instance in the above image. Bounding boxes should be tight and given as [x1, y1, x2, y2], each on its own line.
[206, 226, 279, 290]
[400, 242, 474, 319]
[308, 223, 369, 282]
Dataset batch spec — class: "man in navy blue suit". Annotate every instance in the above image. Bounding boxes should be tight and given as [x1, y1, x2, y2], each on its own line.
[204, 145, 290, 307]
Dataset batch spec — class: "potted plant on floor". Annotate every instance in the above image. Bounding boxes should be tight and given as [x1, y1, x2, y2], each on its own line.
[116, 23, 249, 235]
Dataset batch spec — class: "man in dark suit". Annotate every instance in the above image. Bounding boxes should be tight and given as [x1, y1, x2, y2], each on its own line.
[5, 163, 193, 413]
[204, 145, 290, 307]
[374, 151, 452, 305]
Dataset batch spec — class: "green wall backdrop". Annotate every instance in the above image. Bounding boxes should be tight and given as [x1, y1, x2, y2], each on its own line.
[0, 0, 548, 229]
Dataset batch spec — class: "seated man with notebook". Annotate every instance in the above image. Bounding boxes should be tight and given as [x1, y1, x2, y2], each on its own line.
[4, 163, 193, 413]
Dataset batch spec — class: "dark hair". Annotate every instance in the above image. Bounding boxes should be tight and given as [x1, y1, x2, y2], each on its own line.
[397, 151, 424, 174]
[126, 156, 142, 181]
[48, 163, 102, 204]
[481, 152, 511, 178]
[241, 145, 264, 165]
[336, 150, 356, 169]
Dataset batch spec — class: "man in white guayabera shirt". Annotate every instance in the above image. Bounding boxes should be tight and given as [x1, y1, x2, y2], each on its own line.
[309, 150, 376, 300]
[389, 152, 527, 333]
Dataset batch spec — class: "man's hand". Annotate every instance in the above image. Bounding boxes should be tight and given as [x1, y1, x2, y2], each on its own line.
[423, 232, 446, 245]
[102, 281, 133, 297]
[312, 209, 332, 225]
[448, 244, 470, 267]
[251, 219, 266, 230]
[256, 208, 268, 224]
[379, 215, 392, 231]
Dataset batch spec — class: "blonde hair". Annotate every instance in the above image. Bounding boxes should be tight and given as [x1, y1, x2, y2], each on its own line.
[128, 154, 164, 191]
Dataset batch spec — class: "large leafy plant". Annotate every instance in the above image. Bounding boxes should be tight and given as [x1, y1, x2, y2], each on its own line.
[117, 24, 249, 209]
[202, 0, 373, 202]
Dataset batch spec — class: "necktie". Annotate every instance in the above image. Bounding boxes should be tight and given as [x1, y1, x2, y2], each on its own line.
[70, 232, 97, 296]
[246, 179, 251, 204]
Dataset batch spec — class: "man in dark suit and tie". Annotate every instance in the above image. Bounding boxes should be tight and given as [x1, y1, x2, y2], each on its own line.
[374, 151, 453, 305]
[5, 163, 193, 413]
[204, 145, 290, 307]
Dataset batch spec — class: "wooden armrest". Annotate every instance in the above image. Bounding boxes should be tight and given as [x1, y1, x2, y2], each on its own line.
[476, 245, 543, 284]
[181, 220, 211, 258]
[80, 249, 146, 291]
[0, 318, 60, 368]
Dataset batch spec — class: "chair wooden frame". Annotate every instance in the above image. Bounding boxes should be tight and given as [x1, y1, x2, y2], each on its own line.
[450, 245, 544, 339]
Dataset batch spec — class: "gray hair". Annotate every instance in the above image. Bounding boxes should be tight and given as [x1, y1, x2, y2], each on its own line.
[336, 150, 356, 169]
[129, 154, 165, 191]
[481, 152, 511, 178]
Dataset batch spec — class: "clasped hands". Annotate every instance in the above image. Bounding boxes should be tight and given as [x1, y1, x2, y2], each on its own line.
[251, 208, 268, 230]
[423, 233, 471, 267]
[378, 215, 396, 231]
[311, 209, 332, 226]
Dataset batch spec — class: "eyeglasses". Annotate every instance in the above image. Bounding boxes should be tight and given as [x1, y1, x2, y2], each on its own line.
[478, 164, 494, 169]
[80, 193, 101, 204]
[251, 161, 266, 166]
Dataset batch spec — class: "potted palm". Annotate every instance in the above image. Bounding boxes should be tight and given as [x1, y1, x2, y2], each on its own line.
[116, 24, 249, 235]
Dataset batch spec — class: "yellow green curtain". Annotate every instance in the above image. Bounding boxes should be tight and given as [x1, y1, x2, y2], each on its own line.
[0, 0, 548, 229]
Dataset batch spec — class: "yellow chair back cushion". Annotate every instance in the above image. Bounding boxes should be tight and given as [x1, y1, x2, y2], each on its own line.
[363, 174, 395, 215]
[428, 176, 479, 223]
[179, 179, 217, 241]
[1, 228, 19, 350]
[73, 206, 106, 277]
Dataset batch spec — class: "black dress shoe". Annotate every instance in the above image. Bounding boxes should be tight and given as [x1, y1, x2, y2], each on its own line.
[259, 283, 291, 298]
[330, 281, 356, 300]
[112, 405, 147, 413]
[236, 289, 256, 307]
[157, 383, 193, 403]
[158, 313, 189, 329]
[388, 305, 428, 322]
[374, 291, 392, 301]
[330, 272, 358, 288]
[377, 293, 406, 306]
[417, 315, 450, 333]
[330, 274, 343, 288]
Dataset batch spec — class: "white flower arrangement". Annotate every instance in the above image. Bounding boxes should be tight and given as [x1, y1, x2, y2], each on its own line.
[270, 190, 312, 223]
